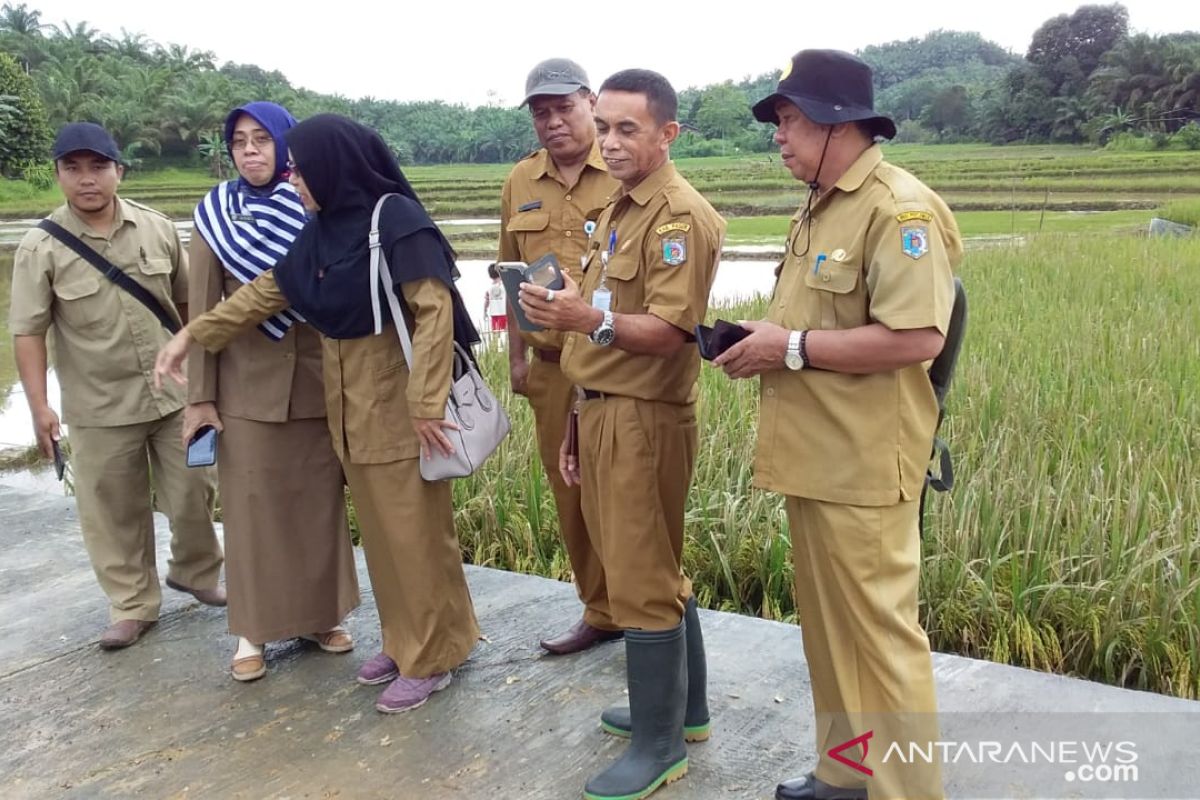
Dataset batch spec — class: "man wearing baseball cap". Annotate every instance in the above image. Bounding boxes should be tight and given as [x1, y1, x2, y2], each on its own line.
[713, 50, 961, 800]
[499, 59, 621, 656]
[9, 122, 224, 650]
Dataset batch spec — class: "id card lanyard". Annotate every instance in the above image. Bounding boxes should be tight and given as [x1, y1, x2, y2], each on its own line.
[592, 228, 615, 312]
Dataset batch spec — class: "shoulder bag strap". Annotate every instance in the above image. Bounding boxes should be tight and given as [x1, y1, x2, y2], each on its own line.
[37, 218, 181, 334]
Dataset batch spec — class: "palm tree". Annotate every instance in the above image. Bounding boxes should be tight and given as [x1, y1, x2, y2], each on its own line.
[0, 2, 45, 36]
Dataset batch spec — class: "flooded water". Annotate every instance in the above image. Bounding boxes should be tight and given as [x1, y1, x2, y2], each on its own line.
[0, 245, 774, 493]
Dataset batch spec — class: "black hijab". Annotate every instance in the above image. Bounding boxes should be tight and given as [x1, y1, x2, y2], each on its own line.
[273, 114, 479, 345]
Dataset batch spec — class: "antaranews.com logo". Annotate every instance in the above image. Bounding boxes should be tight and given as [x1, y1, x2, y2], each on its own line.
[829, 730, 1139, 786]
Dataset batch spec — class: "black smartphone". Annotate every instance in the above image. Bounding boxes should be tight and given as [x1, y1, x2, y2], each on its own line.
[695, 319, 751, 360]
[186, 425, 218, 468]
[499, 254, 565, 332]
[51, 439, 66, 481]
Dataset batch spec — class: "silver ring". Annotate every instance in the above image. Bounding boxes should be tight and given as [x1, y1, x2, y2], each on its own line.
[545, 289, 556, 303]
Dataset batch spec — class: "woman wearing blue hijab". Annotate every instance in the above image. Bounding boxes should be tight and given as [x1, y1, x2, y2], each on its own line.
[184, 103, 360, 682]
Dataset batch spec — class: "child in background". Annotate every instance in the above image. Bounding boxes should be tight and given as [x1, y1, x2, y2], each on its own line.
[484, 263, 507, 332]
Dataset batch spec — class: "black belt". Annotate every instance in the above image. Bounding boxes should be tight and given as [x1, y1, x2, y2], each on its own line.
[582, 388, 607, 400]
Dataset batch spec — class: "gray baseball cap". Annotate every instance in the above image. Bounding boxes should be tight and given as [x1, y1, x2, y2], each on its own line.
[522, 58, 590, 106]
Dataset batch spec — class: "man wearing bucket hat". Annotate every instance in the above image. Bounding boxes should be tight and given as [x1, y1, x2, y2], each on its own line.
[713, 50, 960, 800]
[10, 122, 224, 650]
[499, 59, 621, 656]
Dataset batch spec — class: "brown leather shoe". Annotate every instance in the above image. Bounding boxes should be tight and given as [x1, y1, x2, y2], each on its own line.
[539, 618, 623, 655]
[165, 577, 227, 607]
[99, 619, 155, 650]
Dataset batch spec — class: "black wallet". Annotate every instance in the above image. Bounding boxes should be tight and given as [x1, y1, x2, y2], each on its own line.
[695, 319, 751, 360]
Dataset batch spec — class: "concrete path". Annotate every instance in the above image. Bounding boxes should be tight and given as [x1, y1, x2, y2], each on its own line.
[1, 484, 1196, 799]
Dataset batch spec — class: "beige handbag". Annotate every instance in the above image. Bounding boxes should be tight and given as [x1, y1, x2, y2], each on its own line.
[368, 194, 510, 481]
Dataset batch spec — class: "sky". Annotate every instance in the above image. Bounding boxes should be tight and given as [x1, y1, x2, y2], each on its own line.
[19, 0, 1191, 107]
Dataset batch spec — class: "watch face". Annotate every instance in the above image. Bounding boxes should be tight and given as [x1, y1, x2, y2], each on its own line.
[595, 326, 616, 346]
[785, 352, 804, 370]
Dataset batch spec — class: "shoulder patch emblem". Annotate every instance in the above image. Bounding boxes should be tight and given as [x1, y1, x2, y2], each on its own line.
[897, 210, 933, 224]
[900, 225, 929, 260]
[662, 233, 687, 266]
[656, 221, 691, 235]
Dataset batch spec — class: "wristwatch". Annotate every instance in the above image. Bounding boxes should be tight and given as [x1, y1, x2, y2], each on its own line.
[589, 310, 616, 346]
[784, 329, 808, 370]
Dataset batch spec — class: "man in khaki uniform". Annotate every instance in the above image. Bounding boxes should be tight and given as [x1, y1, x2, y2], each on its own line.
[500, 58, 621, 655]
[522, 69, 725, 800]
[715, 51, 959, 800]
[9, 122, 224, 650]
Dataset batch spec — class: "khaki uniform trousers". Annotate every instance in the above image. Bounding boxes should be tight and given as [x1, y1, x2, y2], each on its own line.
[786, 496, 943, 800]
[69, 410, 222, 622]
[578, 395, 695, 631]
[343, 457, 479, 678]
[525, 354, 614, 630]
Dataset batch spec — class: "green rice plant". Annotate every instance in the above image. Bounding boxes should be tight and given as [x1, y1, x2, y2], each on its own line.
[447, 234, 1200, 698]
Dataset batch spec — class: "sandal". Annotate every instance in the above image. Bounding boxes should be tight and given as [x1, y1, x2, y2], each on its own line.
[231, 653, 266, 682]
[301, 626, 354, 653]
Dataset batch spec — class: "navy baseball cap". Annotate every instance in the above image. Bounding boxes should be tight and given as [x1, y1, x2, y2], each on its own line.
[752, 49, 896, 140]
[52, 122, 124, 163]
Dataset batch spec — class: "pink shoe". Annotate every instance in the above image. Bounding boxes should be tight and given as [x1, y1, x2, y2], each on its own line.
[356, 652, 399, 686]
[375, 672, 452, 714]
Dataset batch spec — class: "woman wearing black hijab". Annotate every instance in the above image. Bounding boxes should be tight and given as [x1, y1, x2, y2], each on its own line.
[156, 115, 480, 713]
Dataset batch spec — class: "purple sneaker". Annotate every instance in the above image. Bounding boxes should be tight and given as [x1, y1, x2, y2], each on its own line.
[375, 672, 453, 714]
[356, 653, 399, 686]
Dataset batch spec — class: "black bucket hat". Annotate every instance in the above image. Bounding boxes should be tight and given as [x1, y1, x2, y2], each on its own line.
[752, 49, 896, 140]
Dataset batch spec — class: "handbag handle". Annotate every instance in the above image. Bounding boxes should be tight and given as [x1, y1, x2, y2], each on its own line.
[368, 194, 476, 399]
[368, 193, 417, 367]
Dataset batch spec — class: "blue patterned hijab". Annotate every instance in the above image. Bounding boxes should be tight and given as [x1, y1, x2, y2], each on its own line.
[193, 102, 308, 340]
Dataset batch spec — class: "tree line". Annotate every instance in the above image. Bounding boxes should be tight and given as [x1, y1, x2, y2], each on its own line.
[1, 2, 1198, 179]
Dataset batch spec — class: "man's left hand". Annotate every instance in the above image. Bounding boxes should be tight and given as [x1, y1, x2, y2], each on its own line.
[520, 273, 600, 334]
[714, 320, 790, 379]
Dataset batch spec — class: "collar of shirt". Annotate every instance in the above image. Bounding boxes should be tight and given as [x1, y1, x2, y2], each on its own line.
[833, 144, 883, 194]
[532, 140, 608, 183]
[803, 145, 883, 220]
[623, 160, 678, 208]
[61, 195, 137, 240]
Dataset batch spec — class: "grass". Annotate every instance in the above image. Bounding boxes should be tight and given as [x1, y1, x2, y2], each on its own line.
[4, 145, 1200, 229]
[451, 234, 1200, 699]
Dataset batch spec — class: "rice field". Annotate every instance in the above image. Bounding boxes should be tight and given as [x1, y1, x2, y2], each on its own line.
[2, 145, 1198, 698]
[450, 234, 1200, 699]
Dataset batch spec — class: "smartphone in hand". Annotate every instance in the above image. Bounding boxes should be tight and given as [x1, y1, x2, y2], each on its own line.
[186, 425, 218, 468]
[51, 439, 66, 481]
[695, 319, 751, 360]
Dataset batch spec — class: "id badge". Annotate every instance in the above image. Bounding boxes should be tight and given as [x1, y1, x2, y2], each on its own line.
[591, 288, 612, 312]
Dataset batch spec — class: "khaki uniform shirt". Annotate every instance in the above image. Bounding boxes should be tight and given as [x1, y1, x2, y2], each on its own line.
[499, 143, 619, 351]
[754, 145, 961, 506]
[8, 198, 188, 427]
[188, 270, 452, 465]
[185, 235, 326, 422]
[561, 162, 726, 405]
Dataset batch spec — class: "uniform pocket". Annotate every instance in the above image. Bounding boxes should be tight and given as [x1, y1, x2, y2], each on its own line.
[52, 273, 106, 329]
[804, 264, 864, 329]
[600, 253, 641, 312]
